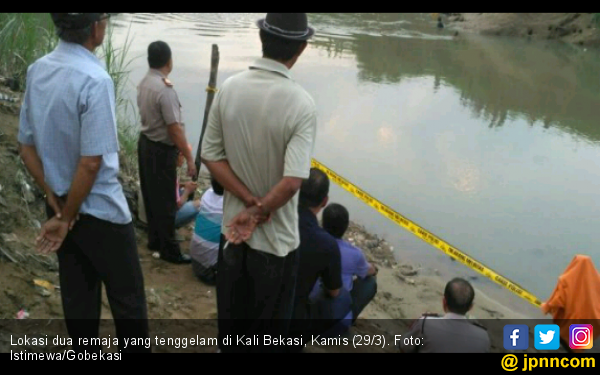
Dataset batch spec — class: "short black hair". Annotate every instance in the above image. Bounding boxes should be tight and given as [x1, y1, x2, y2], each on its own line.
[56, 26, 93, 45]
[299, 168, 329, 209]
[322, 203, 349, 239]
[444, 278, 475, 315]
[259, 30, 305, 62]
[211, 176, 224, 196]
[148, 41, 171, 69]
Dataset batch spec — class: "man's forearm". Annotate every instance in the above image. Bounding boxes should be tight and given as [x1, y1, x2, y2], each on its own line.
[258, 177, 303, 214]
[179, 190, 192, 207]
[18, 144, 53, 195]
[60, 159, 101, 222]
[367, 264, 378, 276]
[168, 124, 193, 163]
[202, 159, 256, 206]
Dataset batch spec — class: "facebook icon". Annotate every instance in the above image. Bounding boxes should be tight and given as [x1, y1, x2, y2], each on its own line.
[504, 324, 529, 350]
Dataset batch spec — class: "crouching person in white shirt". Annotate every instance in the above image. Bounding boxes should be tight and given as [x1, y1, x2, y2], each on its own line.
[189, 177, 224, 285]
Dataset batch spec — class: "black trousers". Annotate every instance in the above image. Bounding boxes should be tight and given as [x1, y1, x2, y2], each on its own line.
[138, 133, 181, 259]
[47, 205, 150, 353]
[216, 234, 299, 353]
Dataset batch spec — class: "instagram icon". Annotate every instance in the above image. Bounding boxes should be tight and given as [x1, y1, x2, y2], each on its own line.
[569, 324, 594, 349]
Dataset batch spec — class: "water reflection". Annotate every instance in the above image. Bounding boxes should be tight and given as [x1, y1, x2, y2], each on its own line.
[309, 13, 451, 39]
[310, 17, 600, 144]
[376, 125, 397, 148]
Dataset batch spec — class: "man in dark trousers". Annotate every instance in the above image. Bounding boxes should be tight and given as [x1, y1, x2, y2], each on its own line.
[201, 13, 317, 352]
[287, 168, 346, 352]
[137, 40, 195, 264]
[19, 13, 150, 353]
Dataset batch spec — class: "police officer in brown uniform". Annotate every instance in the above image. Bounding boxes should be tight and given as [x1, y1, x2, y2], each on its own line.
[137, 40, 195, 264]
[398, 278, 490, 353]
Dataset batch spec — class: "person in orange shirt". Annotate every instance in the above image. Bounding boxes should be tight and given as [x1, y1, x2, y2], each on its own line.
[542, 255, 600, 353]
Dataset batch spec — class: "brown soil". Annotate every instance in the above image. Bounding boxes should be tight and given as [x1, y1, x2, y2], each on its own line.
[446, 13, 600, 47]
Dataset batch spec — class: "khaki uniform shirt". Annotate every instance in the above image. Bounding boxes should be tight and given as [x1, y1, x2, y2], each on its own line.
[399, 312, 491, 353]
[137, 69, 183, 145]
[201, 58, 318, 257]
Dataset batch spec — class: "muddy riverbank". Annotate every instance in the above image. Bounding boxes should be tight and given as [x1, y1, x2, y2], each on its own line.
[444, 13, 600, 47]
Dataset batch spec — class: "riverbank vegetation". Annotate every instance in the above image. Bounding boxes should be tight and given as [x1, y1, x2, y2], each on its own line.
[446, 13, 600, 47]
[0, 13, 56, 91]
[99, 23, 139, 176]
[0, 13, 140, 174]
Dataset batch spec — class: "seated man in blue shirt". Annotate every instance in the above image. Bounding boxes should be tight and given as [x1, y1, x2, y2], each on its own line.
[322, 203, 378, 323]
[287, 168, 349, 352]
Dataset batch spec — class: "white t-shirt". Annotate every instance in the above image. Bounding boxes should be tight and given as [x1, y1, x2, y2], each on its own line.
[189, 188, 223, 268]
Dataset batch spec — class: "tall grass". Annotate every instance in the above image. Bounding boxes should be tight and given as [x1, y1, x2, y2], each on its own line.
[97, 19, 140, 177]
[0, 13, 57, 90]
[0, 13, 140, 176]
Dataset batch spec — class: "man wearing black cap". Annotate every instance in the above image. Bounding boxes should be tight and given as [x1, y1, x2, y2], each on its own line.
[201, 13, 317, 353]
[18, 13, 150, 353]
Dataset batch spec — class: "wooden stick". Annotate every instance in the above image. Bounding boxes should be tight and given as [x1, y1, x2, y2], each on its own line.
[192, 44, 220, 187]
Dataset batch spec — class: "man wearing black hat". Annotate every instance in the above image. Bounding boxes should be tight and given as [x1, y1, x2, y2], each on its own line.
[18, 13, 150, 353]
[201, 13, 317, 353]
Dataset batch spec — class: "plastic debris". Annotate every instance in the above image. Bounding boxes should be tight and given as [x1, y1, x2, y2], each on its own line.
[16, 309, 29, 319]
[1, 233, 18, 242]
[22, 183, 35, 203]
[0, 92, 18, 103]
[396, 273, 416, 285]
[399, 264, 419, 277]
[16, 170, 35, 203]
[34, 279, 55, 291]
[0, 246, 18, 263]
[152, 252, 160, 259]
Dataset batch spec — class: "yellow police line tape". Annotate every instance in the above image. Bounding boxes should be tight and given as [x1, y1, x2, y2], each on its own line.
[310, 158, 543, 308]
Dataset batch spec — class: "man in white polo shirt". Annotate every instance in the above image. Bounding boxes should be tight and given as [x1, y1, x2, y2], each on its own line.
[201, 13, 317, 353]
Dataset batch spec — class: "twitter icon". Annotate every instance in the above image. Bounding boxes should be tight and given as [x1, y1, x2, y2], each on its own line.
[535, 324, 560, 350]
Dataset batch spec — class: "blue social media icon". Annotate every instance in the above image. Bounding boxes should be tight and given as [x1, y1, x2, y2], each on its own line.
[534, 324, 560, 350]
[504, 324, 529, 350]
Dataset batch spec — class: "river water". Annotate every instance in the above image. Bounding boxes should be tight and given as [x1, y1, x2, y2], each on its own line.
[109, 13, 600, 316]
